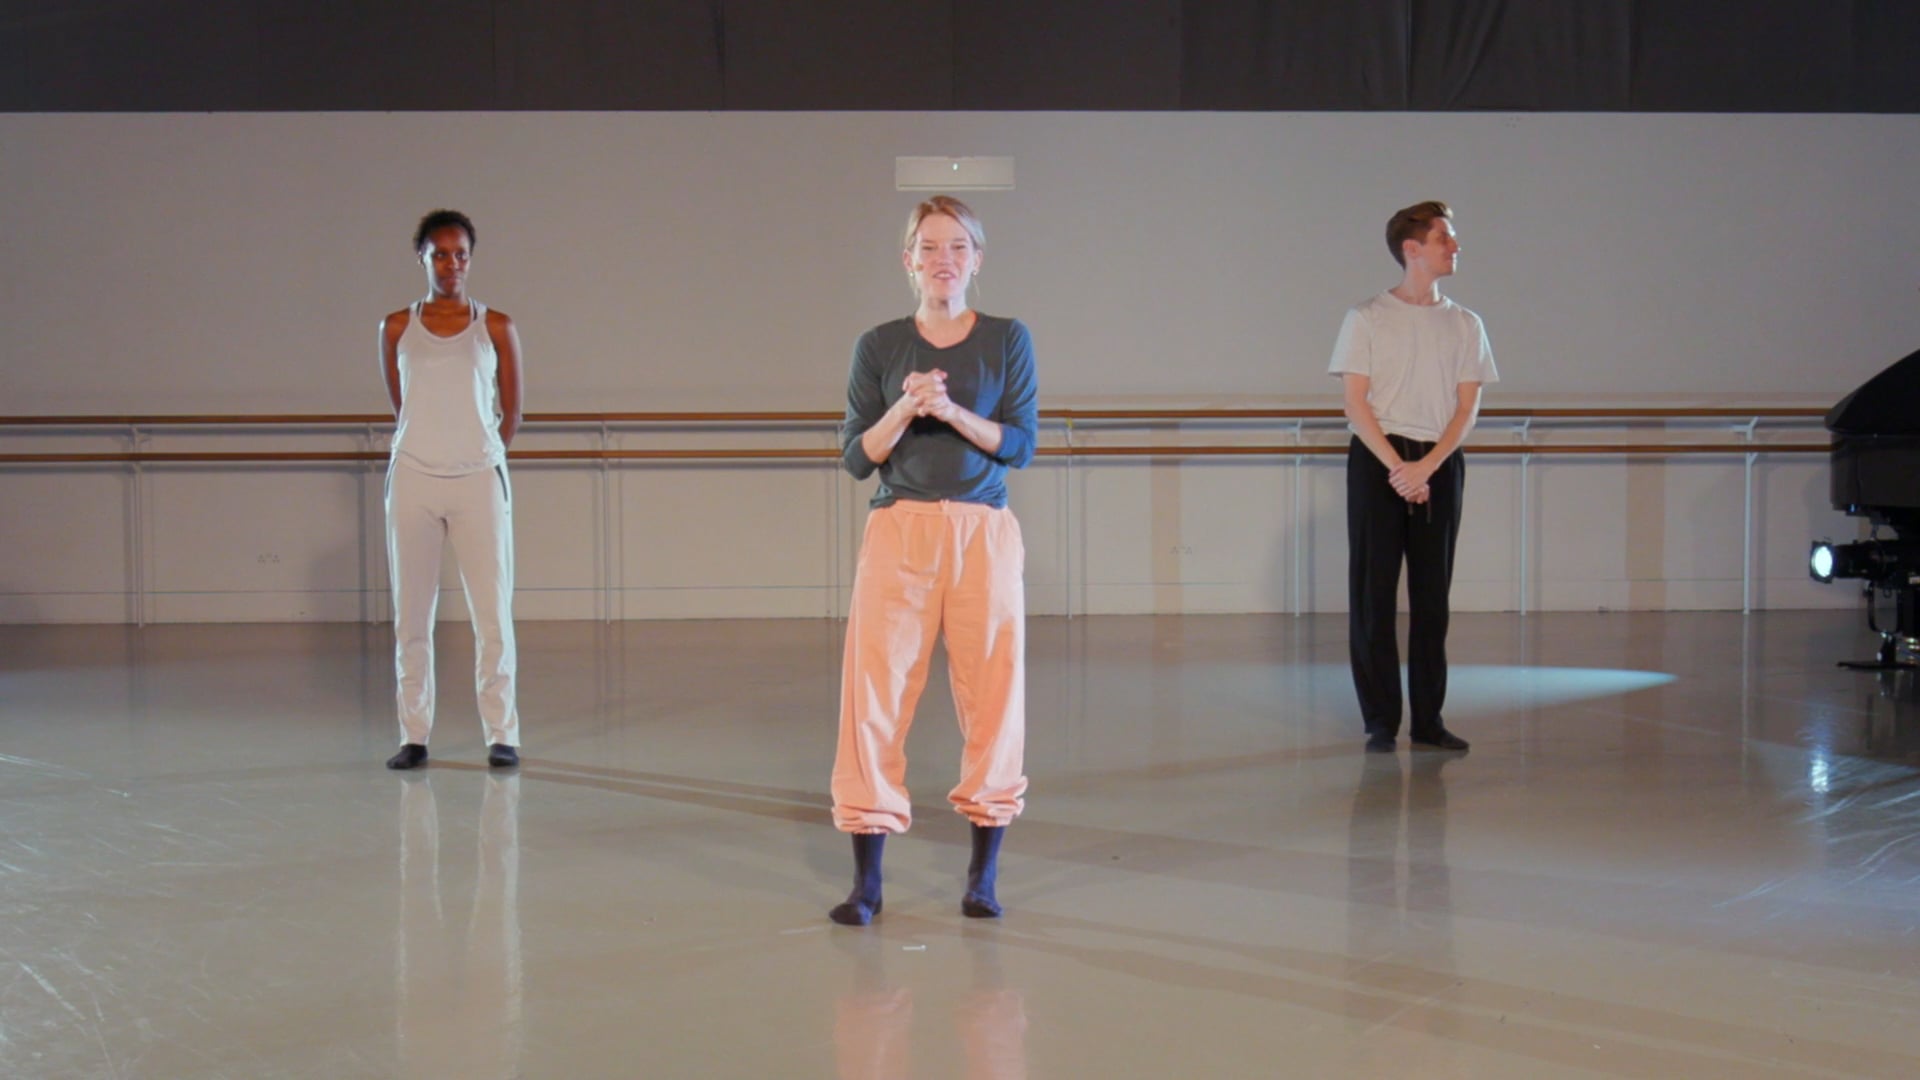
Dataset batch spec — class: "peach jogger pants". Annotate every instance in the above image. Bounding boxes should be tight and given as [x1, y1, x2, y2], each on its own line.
[831, 500, 1029, 834]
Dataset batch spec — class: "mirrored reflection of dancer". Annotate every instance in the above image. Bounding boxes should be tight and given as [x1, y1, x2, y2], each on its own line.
[381, 209, 524, 771]
[833, 935, 1029, 1080]
[1328, 200, 1497, 755]
[828, 196, 1040, 925]
[1344, 754, 1458, 1044]
[396, 774, 523, 1078]
[832, 939, 912, 1080]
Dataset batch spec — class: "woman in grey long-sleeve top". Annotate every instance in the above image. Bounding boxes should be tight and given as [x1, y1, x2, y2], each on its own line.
[826, 196, 1039, 926]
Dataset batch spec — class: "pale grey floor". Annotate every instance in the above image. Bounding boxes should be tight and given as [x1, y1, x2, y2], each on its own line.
[2, 612, 1917, 1079]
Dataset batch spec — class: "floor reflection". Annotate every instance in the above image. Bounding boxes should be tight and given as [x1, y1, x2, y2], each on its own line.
[397, 773, 523, 1079]
[834, 934, 1028, 1080]
[1345, 754, 1458, 1037]
[0, 613, 1914, 1076]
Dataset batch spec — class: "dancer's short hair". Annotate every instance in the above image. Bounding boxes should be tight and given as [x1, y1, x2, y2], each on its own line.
[903, 196, 985, 253]
[414, 209, 477, 253]
[1385, 201, 1452, 268]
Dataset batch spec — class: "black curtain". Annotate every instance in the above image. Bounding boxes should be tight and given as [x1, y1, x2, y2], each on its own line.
[3, 1, 1918, 111]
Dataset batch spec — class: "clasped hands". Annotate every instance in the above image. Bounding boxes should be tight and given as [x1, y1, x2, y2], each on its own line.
[1388, 458, 1433, 505]
[896, 369, 961, 424]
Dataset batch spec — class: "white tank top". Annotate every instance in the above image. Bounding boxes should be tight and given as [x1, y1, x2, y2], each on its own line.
[391, 299, 507, 476]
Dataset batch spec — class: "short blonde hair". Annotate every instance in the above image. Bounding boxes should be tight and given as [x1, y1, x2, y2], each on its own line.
[903, 195, 985, 252]
[1385, 200, 1452, 268]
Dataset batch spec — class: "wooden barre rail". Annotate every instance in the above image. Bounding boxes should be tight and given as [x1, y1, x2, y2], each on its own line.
[0, 443, 1829, 465]
[0, 406, 1828, 427]
[1053, 443, 1831, 457]
[1049, 407, 1827, 421]
[0, 412, 838, 427]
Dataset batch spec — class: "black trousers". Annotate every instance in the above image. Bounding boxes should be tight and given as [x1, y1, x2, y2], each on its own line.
[1346, 435, 1465, 740]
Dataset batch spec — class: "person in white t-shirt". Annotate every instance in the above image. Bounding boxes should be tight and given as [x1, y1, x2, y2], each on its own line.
[379, 209, 525, 771]
[1327, 200, 1498, 754]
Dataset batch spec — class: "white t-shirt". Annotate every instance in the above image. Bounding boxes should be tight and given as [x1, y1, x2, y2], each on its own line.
[1326, 291, 1498, 442]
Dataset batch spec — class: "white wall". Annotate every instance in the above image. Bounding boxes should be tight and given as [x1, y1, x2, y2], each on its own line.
[2, 111, 1910, 623]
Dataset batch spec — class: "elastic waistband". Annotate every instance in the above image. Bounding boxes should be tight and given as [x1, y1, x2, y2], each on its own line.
[389, 456, 506, 479]
[881, 499, 1004, 517]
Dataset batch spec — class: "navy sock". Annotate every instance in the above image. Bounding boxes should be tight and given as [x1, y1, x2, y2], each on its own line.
[962, 823, 1005, 918]
[829, 832, 886, 926]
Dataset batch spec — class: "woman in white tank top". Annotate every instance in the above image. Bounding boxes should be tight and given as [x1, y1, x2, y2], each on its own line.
[378, 209, 526, 771]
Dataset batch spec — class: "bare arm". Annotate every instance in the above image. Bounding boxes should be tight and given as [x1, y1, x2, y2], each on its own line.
[488, 310, 524, 447]
[379, 311, 407, 415]
[918, 384, 1005, 456]
[950, 408, 1005, 455]
[1429, 381, 1483, 464]
[1342, 374, 1403, 470]
[859, 391, 923, 466]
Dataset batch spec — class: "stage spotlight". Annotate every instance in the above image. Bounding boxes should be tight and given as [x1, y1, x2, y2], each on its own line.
[1808, 535, 1920, 670]
[1806, 538, 1920, 587]
[1810, 542, 1836, 583]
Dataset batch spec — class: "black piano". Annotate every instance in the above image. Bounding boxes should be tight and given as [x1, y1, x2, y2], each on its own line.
[1821, 347, 1920, 667]
[1830, 345, 1920, 532]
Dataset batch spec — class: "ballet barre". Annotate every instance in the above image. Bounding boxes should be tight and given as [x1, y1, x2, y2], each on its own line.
[0, 408, 1832, 622]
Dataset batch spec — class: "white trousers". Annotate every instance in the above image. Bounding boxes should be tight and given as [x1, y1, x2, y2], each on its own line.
[386, 462, 520, 747]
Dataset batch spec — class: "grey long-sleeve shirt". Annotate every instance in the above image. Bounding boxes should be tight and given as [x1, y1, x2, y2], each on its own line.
[839, 314, 1039, 509]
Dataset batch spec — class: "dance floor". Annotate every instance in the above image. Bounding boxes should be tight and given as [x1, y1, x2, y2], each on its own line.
[2, 611, 1916, 1078]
